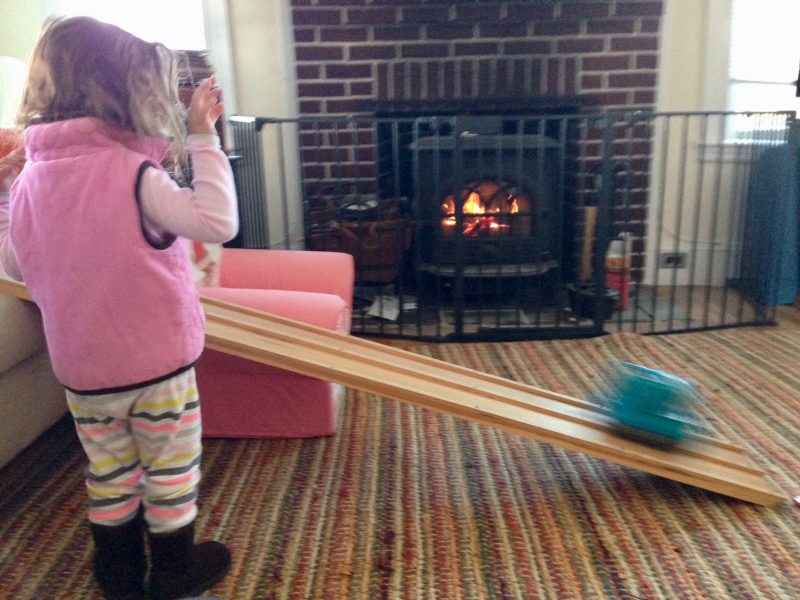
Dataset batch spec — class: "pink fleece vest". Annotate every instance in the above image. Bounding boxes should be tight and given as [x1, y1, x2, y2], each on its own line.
[10, 118, 205, 393]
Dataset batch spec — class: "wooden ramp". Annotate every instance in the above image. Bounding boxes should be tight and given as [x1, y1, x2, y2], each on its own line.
[0, 276, 785, 506]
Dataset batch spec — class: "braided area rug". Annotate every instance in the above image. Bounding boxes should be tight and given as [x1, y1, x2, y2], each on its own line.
[1, 323, 799, 599]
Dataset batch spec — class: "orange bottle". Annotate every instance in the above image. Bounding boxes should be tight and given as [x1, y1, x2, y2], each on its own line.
[605, 234, 631, 310]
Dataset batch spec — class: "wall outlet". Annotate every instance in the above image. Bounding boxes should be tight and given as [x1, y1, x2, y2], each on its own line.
[659, 252, 687, 269]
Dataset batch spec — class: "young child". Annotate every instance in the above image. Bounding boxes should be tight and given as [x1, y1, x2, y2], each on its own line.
[0, 16, 238, 600]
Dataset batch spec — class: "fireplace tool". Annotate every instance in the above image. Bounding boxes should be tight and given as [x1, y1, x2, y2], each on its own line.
[566, 166, 620, 320]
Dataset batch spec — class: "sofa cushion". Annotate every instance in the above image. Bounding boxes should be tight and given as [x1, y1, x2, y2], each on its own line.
[0, 351, 65, 468]
[0, 294, 47, 375]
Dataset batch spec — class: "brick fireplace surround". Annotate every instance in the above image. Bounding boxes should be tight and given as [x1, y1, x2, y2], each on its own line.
[288, 0, 663, 274]
[290, 0, 664, 118]
[281, 0, 667, 339]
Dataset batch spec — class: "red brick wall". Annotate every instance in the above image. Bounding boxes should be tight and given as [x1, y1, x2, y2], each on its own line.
[291, 0, 665, 117]
[291, 1, 664, 281]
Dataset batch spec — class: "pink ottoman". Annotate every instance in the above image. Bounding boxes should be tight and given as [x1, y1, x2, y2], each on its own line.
[195, 249, 354, 438]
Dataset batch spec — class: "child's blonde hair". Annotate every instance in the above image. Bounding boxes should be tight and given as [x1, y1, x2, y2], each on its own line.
[18, 16, 188, 177]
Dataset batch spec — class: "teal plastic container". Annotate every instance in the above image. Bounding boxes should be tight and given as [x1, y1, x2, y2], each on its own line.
[607, 361, 698, 441]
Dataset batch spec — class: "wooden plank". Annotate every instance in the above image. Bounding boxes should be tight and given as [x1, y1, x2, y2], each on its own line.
[0, 275, 786, 506]
[0, 276, 31, 301]
[202, 297, 784, 506]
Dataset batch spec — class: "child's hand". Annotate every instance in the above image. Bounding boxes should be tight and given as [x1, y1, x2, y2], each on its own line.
[187, 76, 224, 136]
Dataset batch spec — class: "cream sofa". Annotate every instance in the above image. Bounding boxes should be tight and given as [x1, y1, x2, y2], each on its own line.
[0, 286, 66, 469]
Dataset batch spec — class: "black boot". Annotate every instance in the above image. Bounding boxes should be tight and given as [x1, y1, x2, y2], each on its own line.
[90, 514, 147, 599]
[147, 521, 230, 600]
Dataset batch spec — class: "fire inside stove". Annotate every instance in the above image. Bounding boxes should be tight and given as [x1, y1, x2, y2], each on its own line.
[440, 180, 532, 237]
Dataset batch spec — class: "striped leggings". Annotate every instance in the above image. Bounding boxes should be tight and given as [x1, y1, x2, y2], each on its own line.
[66, 368, 202, 534]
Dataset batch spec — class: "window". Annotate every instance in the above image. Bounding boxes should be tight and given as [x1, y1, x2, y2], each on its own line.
[728, 0, 800, 113]
[45, 0, 238, 115]
[48, 0, 206, 50]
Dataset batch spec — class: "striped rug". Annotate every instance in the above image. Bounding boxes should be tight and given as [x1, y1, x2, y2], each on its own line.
[1, 319, 799, 599]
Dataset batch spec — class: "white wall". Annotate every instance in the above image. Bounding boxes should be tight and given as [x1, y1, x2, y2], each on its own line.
[227, 0, 297, 119]
[656, 0, 732, 113]
[0, 1, 46, 60]
[227, 0, 303, 249]
[647, 0, 737, 286]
